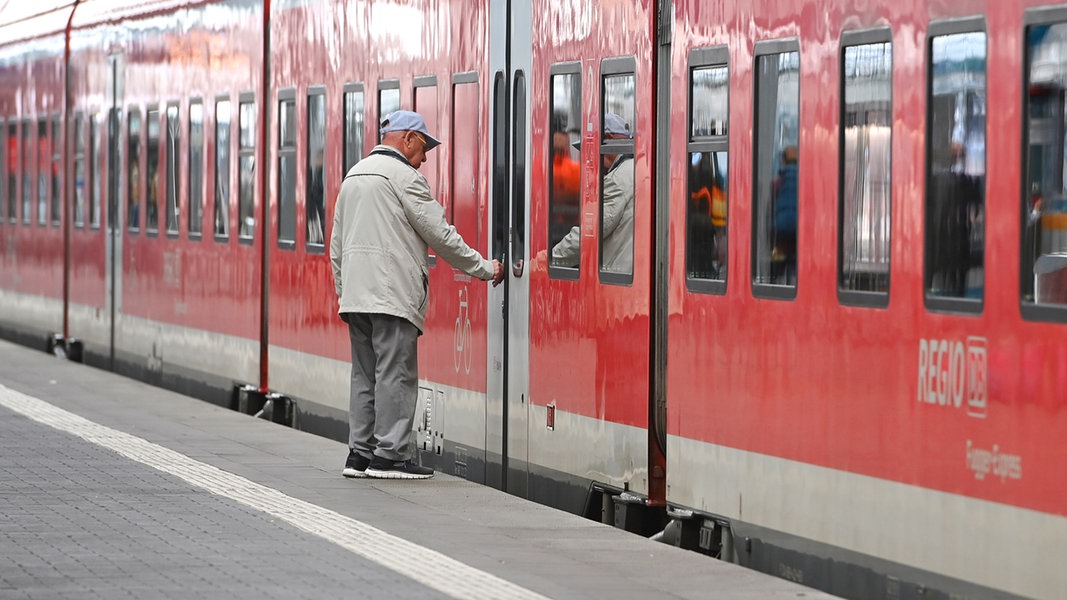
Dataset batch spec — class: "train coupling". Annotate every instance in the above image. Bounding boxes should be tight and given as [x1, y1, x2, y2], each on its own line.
[650, 505, 735, 561]
[47, 333, 83, 363]
[233, 385, 293, 427]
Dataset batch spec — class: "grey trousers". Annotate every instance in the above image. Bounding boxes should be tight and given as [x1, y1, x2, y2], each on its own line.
[345, 313, 419, 462]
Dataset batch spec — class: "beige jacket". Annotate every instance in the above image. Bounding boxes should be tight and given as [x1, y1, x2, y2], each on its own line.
[330, 145, 494, 332]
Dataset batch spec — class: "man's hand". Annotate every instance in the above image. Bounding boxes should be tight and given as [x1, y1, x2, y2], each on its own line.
[491, 260, 505, 287]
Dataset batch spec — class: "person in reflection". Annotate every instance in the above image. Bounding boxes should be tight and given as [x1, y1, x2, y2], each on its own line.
[551, 113, 634, 273]
[771, 145, 798, 283]
[307, 148, 325, 244]
[330, 110, 504, 480]
[550, 112, 581, 247]
[927, 142, 981, 296]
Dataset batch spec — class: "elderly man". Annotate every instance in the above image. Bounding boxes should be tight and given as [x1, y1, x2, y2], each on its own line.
[330, 110, 504, 480]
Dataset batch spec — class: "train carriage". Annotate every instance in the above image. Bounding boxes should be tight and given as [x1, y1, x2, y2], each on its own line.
[0, 1, 70, 351]
[0, 1, 1065, 599]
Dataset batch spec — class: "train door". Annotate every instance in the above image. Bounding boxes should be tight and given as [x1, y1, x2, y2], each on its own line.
[104, 52, 123, 368]
[488, 0, 533, 497]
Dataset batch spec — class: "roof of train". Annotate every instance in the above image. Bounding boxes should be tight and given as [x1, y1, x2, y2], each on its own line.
[0, 0, 74, 45]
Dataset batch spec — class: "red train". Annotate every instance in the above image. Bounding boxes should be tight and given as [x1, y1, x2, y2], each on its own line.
[1, 1, 1065, 598]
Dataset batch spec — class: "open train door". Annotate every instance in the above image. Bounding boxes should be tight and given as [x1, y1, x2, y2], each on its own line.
[486, 0, 533, 497]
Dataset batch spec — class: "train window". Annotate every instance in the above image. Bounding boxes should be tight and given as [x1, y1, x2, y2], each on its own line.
[22, 120, 32, 225]
[511, 70, 527, 272]
[215, 98, 231, 240]
[277, 90, 296, 249]
[1023, 10, 1067, 316]
[378, 80, 400, 143]
[752, 41, 800, 299]
[839, 32, 892, 305]
[0, 118, 4, 222]
[925, 22, 986, 312]
[37, 118, 47, 227]
[89, 116, 101, 229]
[74, 112, 86, 228]
[188, 100, 204, 238]
[452, 73, 480, 253]
[306, 88, 326, 251]
[548, 63, 581, 280]
[687, 47, 729, 293]
[6, 121, 14, 223]
[127, 109, 142, 233]
[238, 95, 256, 241]
[51, 116, 61, 228]
[165, 103, 180, 236]
[145, 108, 160, 235]
[342, 83, 365, 174]
[598, 59, 636, 284]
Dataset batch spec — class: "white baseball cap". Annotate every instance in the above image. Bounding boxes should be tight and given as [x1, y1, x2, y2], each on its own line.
[379, 110, 442, 150]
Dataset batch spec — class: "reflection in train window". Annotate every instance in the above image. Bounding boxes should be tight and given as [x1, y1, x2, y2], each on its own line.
[548, 64, 581, 278]
[925, 27, 986, 307]
[238, 96, 255, 241]
[51, 116, 61, 228]
[145, 109, 160, 234]
[7, 121, 16, 223]
[189, 100, 204, 237]
[0, 118, 5, 222]
[277, 93, 296, 248]
[687, 48, 729, 292]
[22, 120, 32, 225]
[215, 99, 231, 239]
[37, 118, 47, 226]
[753, 43, 800, 296]
[343, 84, 364, 174]
[306, 89, 326, 249]
[378, 82, 400, 143]
[89, 116, 100, 229]
[598, 62, 635, 282]
[840, 36, 892, 302]
[511, 71, 527, 270]
[74, 113, 86, 228]
[127, 109, 141, 232]
[1024, 17, 1067, 310]
[165, 103, 180, 235]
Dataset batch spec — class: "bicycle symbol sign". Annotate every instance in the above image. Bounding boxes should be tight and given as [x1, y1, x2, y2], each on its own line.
[453, 287, 473, 374]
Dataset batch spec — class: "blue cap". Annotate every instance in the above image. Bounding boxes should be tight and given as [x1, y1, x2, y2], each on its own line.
[379, 110, 441, 150]
[604, 113, 632, 137]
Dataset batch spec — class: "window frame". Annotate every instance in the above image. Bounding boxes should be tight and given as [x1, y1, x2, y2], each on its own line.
[342, 82, 365, 176]
[237, 91, 256, 245]
[214, 95, 232, 243]
[276, 87, 297, 250]
[127, 107, 143, 234]
[751, 39, 801, 300]
[923, 17, 987, 315]
[51, 114, 62, 228]
[686, 46, 730, 295]
[598, 56, 637, 286]
[188, 98, 204, 240]
[305, 85, 327, 253]
[1021, 6, 1067, 323]
[164, 101, 181, 238]
[547, 61, 583, 282]
[838, 28, 893, 308]
[377, 79, 401, 144]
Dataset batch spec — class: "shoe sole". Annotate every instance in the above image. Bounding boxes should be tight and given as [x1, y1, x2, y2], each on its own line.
[365, 468, 433, 480]
[341, 468, 367, 478]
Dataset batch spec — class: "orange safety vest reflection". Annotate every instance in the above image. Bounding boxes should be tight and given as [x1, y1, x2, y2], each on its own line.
[691, 185, 726, 228]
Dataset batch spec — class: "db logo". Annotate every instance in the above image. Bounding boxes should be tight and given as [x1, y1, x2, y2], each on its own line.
[916, 336, 987, 418]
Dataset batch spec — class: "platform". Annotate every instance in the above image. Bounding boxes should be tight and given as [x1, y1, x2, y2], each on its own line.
[0, 338, 839, 599]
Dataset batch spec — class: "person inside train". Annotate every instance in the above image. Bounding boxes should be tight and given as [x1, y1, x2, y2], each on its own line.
[771, 144, 798, 283]
[550, 112, 581, 250]
[330, 110, 505, 480]
[551, 113, 634, 273]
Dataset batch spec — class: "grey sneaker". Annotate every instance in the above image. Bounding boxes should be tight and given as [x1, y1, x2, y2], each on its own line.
[342, 450, 371, 478]
[365, 456, 434, 479]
